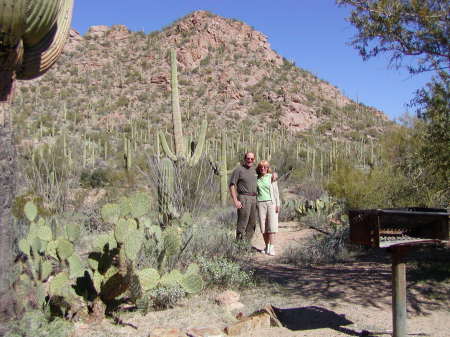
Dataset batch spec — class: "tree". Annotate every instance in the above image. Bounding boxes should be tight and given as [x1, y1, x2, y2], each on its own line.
[337, 0, 449, 206]
[337, 0, 449, 75]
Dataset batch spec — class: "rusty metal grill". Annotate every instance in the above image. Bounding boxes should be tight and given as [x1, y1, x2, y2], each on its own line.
[348, 207, 448, 337]
[349, 207, 449, 248]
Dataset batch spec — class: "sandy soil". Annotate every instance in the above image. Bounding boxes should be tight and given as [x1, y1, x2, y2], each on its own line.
[72, 221, 450, 337]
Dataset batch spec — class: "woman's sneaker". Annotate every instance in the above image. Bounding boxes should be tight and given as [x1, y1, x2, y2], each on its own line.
[267, 244, 275, 256]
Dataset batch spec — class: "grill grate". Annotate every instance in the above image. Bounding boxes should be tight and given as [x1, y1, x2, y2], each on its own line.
[349, 208, 448, 248]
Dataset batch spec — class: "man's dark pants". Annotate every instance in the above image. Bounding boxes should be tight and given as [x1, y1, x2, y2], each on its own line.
[236, 194, 257, 241]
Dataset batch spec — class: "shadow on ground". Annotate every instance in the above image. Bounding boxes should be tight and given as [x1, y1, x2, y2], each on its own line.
[272, 305, 390, 336]
[250, 249, 449, 315]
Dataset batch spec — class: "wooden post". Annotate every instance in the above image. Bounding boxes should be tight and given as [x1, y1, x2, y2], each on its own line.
[390, 246, 409, 337]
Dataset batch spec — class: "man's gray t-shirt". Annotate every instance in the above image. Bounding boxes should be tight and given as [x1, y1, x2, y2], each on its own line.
[229, 165, 257, 195]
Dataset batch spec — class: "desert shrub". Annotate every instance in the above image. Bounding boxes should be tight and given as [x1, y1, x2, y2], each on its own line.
[280, 225, 353, 266]
[144, 156, 218, 219]
[177, 206, 255, 266]
[79, 168, 110, 188]
[327, 161, 418, 209]
[5, 310, 73, 337]
[198, 256, 254, 289]
[149, 285, 186, 310]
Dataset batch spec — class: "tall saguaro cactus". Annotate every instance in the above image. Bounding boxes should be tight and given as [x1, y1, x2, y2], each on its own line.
[159, 49, 207, 166]
[0, 0, 74, 319]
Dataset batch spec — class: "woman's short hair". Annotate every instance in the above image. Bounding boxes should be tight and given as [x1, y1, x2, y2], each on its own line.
[256, 160, 272, 177]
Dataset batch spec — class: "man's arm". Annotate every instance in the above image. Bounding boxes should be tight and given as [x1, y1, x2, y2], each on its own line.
[229, 184, 242, 209]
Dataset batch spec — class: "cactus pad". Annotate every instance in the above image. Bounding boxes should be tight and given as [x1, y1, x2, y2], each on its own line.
[129, 192, 150, 218]
[159, 269, 182, 287]
[40, 260, 53, 281]
[137, 268, 160, 291]
[93, 232, 117, 252]
[31, 236, 42, 255]
[68, 254, 84, 279]
[24, 201, 38, 222]
[124, 229, 144, 261]
[179, 273, 203, 294]
[18, 238, 31, 256]
[186, 263, 200, 275]
[49, 272, 70, 297]
[37, 225, 53, 242]
[45, 240, 58, 259]
[114, 218, 129, 243]
[162, 227, 181, 257]
[56, 239, 74, 260]
[100, 272, 128, 301]
[101, 203, 120, 223]
[65, 223, 81, 242]
[118, 197, 131, 217]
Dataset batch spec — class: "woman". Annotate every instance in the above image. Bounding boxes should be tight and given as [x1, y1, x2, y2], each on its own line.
[256, 160, 280, 255]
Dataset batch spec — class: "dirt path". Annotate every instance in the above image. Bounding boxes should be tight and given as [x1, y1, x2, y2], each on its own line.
[73, 222, 449, 337]
[245, 221, 450, 337]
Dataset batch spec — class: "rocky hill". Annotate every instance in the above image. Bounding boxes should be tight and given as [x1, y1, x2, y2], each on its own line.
[12, 10, 388, 140]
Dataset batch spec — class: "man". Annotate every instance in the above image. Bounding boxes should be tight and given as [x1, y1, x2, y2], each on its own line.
[229, 152, 257, 240]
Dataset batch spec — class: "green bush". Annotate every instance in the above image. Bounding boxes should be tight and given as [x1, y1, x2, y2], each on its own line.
[5, 311, 73, 337]
[327, 160, 418, 209]
[80, 168, 110, 188]
[198, 256, 254, 289]
[148, 285, 186, 310]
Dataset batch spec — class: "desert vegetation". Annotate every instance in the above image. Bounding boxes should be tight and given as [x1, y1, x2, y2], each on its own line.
[1, 3, 448, 336]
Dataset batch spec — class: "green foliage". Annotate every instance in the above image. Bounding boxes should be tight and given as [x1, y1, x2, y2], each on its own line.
[338, 0, 448, 74]
[198, 256, 254, 289]
[338, 0, 449, 207]
[80, 168, 110, 188]
[327, 160, 416, 209]
[5, 311, 73, 337]
[148, 284, 185, 310]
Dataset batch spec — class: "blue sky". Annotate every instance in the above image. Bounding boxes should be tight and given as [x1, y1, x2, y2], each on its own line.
[71, 0, 432, 121]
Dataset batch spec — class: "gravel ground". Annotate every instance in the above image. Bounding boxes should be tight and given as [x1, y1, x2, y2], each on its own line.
[72, 222, 449, 337]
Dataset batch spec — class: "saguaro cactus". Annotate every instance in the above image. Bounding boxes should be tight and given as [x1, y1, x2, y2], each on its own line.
[0, 0, 74, 101]
[159, 49, 207, 166]
[0, 0, 74, 317]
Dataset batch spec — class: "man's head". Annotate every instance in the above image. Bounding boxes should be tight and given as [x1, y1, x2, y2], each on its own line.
[243, 152, 255, 168]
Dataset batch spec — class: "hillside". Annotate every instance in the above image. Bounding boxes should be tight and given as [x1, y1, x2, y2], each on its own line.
[12, 10, 388, 140]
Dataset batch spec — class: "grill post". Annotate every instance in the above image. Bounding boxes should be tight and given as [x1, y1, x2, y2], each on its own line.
[390, 246, 409, 337]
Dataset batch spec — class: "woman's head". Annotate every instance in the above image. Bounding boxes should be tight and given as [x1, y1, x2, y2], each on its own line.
[256, 160, 272, 177]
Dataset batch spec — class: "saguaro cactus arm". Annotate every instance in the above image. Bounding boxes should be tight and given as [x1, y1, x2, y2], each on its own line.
[187, 119, 207, 166]
[18, 0, 74, 80]
[170, 49, 185, 159]
[159, 49, 208, 166]
[0, 0, 74, 101]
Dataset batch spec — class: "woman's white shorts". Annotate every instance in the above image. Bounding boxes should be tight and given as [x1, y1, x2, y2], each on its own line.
[257, 200, 278, 233]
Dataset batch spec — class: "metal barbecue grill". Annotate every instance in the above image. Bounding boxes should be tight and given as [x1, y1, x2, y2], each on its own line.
[349, 207, 449, 248]
[349, 207, 449, 337]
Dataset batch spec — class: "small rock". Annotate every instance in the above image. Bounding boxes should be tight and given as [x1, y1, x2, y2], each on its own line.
[149, 327, 186, 337]
[224, 312, 271, 336]
[215, 290, 240, 306]
[186, 327, 224, 337]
